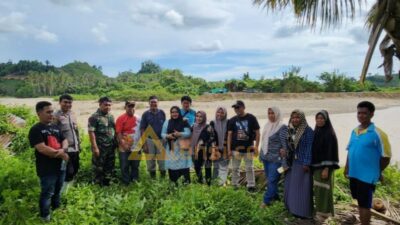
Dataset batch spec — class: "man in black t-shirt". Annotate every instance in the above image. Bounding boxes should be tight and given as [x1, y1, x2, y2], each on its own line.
[28, 101, 69, 222]
[227, 100, 260, 192]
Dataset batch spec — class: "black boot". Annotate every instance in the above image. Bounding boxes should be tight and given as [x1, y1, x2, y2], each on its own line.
[160, 170, 166, 178]
[150, 171, 156, 179]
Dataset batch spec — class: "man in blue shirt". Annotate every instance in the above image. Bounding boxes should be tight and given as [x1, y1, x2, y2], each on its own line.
[140, 96, 166, 179]
[345, 101, 391, 225]
[180, 95, 196, 127]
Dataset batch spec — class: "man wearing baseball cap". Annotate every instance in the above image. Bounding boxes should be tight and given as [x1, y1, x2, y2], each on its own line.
[227, 100, 260, 192]
[116, 101, 141, 184]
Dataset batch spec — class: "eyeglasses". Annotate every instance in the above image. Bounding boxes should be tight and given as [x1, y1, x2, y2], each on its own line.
[127, 105, 135, 108]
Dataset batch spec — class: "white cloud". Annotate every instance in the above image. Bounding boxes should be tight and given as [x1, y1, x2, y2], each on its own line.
[165, 10, 184, 27]
[48, 0, 89, 6]
[274, 25, 306, 38]
[34, 27, 58, 43]
[0, 12, 26, 33]
[91, 23, 108, 44]
[191, 40, 223, 52]
[48, 0, 94, 13]
[130, 0, 168, 25]
[129, 0, 231, 29]
[0, 0, 392, 79]
[0, 11, 59, 43]
[76, 4, 93, 13]
[349, 26, 369, 43]
[48, 0, 69, 5]
[178, 0, 231, 28]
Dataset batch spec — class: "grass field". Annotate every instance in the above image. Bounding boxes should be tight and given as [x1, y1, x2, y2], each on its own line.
[0, 104, 399, 225]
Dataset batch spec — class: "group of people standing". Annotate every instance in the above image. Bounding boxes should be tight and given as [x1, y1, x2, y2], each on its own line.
[28, 95, 391, 225]
[28, 95, 80, 222]
[258, 101, 391, 225]
[257, 106, 339, 221]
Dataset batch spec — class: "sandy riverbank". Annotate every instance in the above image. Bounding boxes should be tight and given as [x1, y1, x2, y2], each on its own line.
[1, 96, 399, 164]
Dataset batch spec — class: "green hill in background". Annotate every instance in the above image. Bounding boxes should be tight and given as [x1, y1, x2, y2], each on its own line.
[366, 75, 400, 87]
[60, 61, 105, 78]
[0, 60, 213, 100]
[0, 60, 399, 100]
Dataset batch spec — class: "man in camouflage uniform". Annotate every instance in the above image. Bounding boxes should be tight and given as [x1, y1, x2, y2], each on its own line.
[88, 97, 117, 186]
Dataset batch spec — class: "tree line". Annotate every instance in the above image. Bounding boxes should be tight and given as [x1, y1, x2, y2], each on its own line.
[0, 60, 397, 100]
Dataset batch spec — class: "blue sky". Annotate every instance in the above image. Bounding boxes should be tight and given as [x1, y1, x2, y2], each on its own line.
[0, 0, 397, 81]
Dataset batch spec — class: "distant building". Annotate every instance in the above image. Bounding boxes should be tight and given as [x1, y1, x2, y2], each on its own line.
[210, 88, 228, 94]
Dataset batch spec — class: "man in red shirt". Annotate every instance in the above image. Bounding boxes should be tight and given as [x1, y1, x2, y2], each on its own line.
[116, 101, 141, 184]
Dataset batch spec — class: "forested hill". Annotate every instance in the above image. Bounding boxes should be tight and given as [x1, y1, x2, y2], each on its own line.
[0, 60, 210, 100]
[0, 60, 398, 100]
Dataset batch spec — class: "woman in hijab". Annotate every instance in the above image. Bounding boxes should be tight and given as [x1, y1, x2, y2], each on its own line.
[161, 106, 192, 184]
[284, 109, 314, 219]
[210, 107, 229, 186]
[311, 110, 339, 219]
[259, 107, 288, 208]
[192, 111, 218, 185]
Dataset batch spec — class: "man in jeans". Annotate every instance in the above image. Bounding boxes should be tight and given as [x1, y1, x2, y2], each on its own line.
[227, 100, 260, 192]
[116, 101, 141, 184]
[140, 96, 166, 179]
[29, 101, 70, 221]
[53, 94, 80, 188]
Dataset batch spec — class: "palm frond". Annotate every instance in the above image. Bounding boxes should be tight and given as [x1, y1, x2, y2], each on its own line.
[253, 0, 364, 29]
[366, 1, 387, 32]
[253, 0, 291, 11]
[365, 2, 378, 29]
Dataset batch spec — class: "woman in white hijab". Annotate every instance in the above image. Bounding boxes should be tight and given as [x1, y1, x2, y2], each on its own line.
[260, 107, 288, 208]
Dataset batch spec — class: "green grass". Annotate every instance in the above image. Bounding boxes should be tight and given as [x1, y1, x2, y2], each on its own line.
[0, 104, 399, 225]
[377, 87, 400, 93]
[0, 147, 288, 225]
[0, 104, 287, 225]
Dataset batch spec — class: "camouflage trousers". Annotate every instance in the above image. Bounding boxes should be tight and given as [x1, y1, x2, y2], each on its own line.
[92, 146, 116, 186]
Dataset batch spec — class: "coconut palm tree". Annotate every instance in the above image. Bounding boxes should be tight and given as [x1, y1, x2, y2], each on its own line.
[253, 0, 400, 83]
